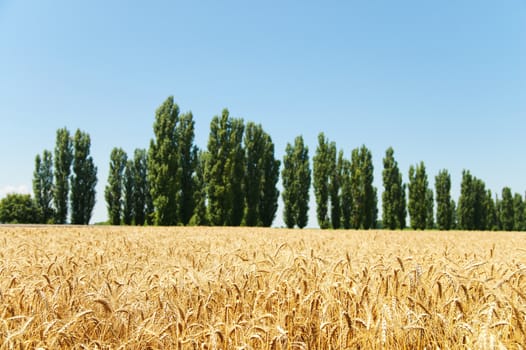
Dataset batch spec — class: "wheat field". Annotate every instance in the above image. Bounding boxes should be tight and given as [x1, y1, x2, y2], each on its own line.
[0, 226, 525, 349]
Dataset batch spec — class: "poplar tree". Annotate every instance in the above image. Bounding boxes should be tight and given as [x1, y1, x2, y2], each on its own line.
[105, 148, 127, 225]
[435, 169, 453, 230]
[190, 151, 208, 226]
[147, 96, 179, 226]
[33, 150, 54, 223]
[513, 193, 525, 231]
[281, 136, 310, 229]
[177, 112, 198, 225]
[426, 188, 434, 229]
[339, 156, 352, 229]
[259, 133, 280, 227]
[500, 187, 514, 231]
[408, 162, 428, 230]
[122, 159, 135, 225]
[350, 145, 377, 229]
[70, 129, 97, 225]
[205, 109, 245, 226]
[382, 147, 406, 230]
[329, 146, 341, 229]
[54, 128, 73, 224]
[313, 133, 331, 229]
[132, 149, 148, 226]
[244, 123, 280, 227]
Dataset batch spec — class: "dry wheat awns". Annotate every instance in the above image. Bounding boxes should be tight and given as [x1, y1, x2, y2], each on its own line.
[0, 226, 525, 349]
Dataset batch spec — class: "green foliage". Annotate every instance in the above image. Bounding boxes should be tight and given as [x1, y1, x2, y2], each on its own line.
[70, 129, 97, 225]
[426, 188, 434, 229]
[244, 123, 280, 227]
[0, 193, 39, 224]
[435, 169, 453, 230]
[339, 155, 352, 229]
[457, 170, 489, 230]
[282, 136, 311, 229]
[147, 96, 180, 226]
[408, 162, 429, 230]
[177, 112, 198, 225]
[313, 133, 332, 229]
[499, 187, 514, 231]
[513, 193, 525, 231]
[33, 150, 54, 223]
[329, 147, 341, 229]
[189, 151, 208, 226]
[53, 128, 73, 224]
[105, 148, 127, 225]
[132, 149, 149, 226]
[382, 147, 406, 230]
[350, 145, 377, 229]
[205, 109, 245, 226]
[123, 159, 135, 225]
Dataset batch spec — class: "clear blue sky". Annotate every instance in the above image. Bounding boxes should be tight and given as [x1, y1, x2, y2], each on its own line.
[1, 1, 524, 226]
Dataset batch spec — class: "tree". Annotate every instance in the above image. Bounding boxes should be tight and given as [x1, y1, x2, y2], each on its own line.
[350, 146, 377, 229]
[313, 133, 332, 229]
[329, 146, 341, 229]
[382, 147, 406, 230]
[148, 96, 180, 226]
[500, 187, 514, 231]
[282, 136, 311, 228]
[122, 159, 135, 225]
[426, 188, 434, 229]
[189, 151, 208, 226]
[54, 128, 73, 224]
[177, 112, 198, 225]
[484, 190, 498, 231]
[408, 162, 428, 230]
[339, 156, 352, 229]
[513, 193, 525, 231]
[435, 169, 453, 230]
[105, 148, 127, 225]
[33, 150, 54, 223]
[244, 123, 280, 227]
[0, 193, 39, 224]
[132, 149, 149, 226]
[70, 129, 97, 225]
[205, 109, 245, 226]
[259, 133, 280, 227]
[457, 171, 488, 230]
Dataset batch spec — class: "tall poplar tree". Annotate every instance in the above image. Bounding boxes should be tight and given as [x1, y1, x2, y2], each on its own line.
[382, 147, 406, 230]
[122, 159, 135, 225]
[132, 149, 148, 226]
[426, 188, 434, 229]
[435, 169, 453, 230]
[190, 151, 208, 226]
[408, 162, 428, 230]
[244, 123, 280, 227]
[313, 133, 332, 229]
[499, 187, 514, 231]
[54, 128, 73, 224]
[458, 170, 488, 230]
[339, 156, 352, 229]
[33, 150, 54, 223]
[513, 193, 525, 231]
[105, 148, 127, 225]
[259, 133, 280, 227]
[205, 109, 245, 226]
[70, 129, 97, 225]
[148, 96, 179, 226]
[350, 145, 377, 229]
[329, 147, 341, 229]
[177, 112, 198, 225]
[281, 136, 311, 229]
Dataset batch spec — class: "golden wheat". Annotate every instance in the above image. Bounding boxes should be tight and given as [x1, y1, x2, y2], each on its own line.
[0, 226, 524, 349]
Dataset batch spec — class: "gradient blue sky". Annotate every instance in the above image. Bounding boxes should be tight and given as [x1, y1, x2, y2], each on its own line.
[1, 1, 524, 226]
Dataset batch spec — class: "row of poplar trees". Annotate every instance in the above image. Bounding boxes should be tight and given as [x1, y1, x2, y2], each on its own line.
[105, 96, 280, 227]
[32, 128, 98, 224]
[311, 131, 526, 231]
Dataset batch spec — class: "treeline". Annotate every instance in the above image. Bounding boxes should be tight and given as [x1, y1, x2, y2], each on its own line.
[105, 97, 281, 227]
[20, 128, 97, 224]
[3, 95, 525, 230]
